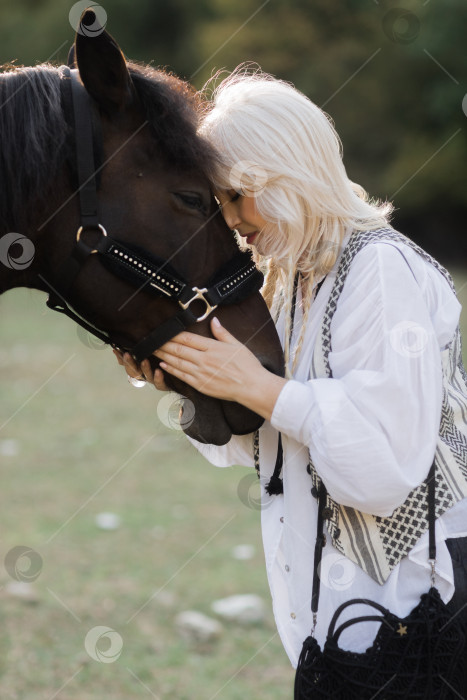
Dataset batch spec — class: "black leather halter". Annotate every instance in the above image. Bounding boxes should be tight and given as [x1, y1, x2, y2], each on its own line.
[45, 68, 263, 364]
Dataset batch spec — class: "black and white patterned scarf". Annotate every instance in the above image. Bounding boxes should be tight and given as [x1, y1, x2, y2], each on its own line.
[309, 227, 467, 584]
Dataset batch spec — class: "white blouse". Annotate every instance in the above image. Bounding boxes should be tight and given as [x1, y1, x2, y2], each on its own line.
[188, 233, 467, 667]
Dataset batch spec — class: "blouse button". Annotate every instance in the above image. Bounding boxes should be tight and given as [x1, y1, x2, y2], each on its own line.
[322, 507, 332, 519]
[290, 612, 296, 620]
[280, 517, 284, 523]
[285, 565, 290, 572]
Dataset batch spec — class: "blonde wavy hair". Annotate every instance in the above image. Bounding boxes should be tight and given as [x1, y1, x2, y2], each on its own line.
[199, 65, 393, 377]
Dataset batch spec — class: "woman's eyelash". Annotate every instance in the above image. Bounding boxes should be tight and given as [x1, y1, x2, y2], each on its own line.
[213, 191, 241, 208]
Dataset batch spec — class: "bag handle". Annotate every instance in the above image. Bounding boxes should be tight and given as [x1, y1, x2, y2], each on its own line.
[328, 597, 391, 632]
[310, 462, 436, 635]
[326, 597, 395, 644]
[332, 614, 395, 645]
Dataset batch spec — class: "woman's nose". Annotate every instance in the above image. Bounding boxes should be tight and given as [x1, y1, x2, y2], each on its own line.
[221, 203, 241, 230]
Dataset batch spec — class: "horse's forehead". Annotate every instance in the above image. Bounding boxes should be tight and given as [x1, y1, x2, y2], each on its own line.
[103, 128, 210, 188]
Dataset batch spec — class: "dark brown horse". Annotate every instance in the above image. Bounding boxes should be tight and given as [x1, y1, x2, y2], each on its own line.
[0, 13, 283, 445]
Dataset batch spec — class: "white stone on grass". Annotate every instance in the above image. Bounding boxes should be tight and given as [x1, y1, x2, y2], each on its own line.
[95, 512, 121, 530]
[0, 439, 20, 457]
[231, 544, 255, 560]
[175, 610, 223, 643]
[5, 581, 39, 603]
[211, 594, 265, 624]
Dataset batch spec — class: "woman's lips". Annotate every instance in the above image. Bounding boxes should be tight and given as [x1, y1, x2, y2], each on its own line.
[245, 231, 258, 245]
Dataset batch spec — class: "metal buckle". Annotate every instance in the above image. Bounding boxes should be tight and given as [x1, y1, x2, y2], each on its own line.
[76, 224, 107, 254]
[178, 287, 218, 322]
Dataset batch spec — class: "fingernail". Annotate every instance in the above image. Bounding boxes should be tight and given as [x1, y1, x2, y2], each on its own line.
[159, 362, 167, 369]
[212, 316, 221, 327]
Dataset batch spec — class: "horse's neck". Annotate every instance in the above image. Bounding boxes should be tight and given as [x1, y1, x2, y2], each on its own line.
[0, 180, 71, 295]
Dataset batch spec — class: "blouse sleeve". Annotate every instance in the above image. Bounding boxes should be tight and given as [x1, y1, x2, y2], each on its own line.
[270, 242, 461, 517]
[186, 432, 255, 468]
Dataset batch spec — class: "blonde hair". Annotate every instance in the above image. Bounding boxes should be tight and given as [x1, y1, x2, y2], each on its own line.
[199, 65, 393, 376]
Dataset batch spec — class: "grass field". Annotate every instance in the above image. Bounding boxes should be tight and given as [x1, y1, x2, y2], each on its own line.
[1, 269, 467, 699]
[0, 288, 295, 700]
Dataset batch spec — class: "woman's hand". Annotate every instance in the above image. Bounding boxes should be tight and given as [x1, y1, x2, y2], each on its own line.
[154, 317, 287, 420]
[112, 349, 169, 391]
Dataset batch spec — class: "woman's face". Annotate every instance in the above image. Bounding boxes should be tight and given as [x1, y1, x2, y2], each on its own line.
[215, 189, 268, 249]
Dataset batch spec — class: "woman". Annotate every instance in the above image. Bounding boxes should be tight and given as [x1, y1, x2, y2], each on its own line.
[119, 68, 467, 680]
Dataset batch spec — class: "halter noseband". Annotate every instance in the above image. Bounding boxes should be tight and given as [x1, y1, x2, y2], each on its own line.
[45, 68, 263, 364]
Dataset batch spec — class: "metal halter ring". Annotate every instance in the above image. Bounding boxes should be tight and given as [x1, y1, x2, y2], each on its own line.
[76, 224, 108, 254]
[178, 287, 218, 322]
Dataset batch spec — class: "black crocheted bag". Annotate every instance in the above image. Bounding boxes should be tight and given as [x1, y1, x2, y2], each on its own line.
[294, 586, 466, 699]
[294, 462, 466, 699]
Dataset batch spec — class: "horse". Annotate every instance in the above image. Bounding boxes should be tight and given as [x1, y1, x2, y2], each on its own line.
[0, 11, 284, 446]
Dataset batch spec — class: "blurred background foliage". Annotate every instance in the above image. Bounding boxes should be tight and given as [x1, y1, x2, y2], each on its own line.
[0, 0, 464, 263]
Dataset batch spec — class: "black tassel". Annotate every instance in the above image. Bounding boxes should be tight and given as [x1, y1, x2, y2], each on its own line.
[265, 433, 284, 495]
[265, 473, 284, 495]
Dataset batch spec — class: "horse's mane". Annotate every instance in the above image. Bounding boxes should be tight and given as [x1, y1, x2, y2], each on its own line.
[0, 61, 215, 232]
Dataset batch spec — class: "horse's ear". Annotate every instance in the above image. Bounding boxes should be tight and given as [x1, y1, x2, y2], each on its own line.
[74, 9, 134, 113]
[67, 45, 76, 68]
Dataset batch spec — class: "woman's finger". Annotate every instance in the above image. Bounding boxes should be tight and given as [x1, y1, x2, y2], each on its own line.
[123, 353, 144, 380]
[113, 348, 125, 366]
[141, 359, 154, 382]
[138, 359, 170, 391]
[165, 331, 210, 351]
[154, 368, 170, 391]
[210, 316, 239, 343]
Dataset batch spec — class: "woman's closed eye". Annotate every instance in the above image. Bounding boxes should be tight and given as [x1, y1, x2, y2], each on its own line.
[229, 190, 241, 203]
[213, 189, 242, 209]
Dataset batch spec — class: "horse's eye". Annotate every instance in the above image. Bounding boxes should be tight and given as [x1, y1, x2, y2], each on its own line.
[175, 192, 206, 213]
